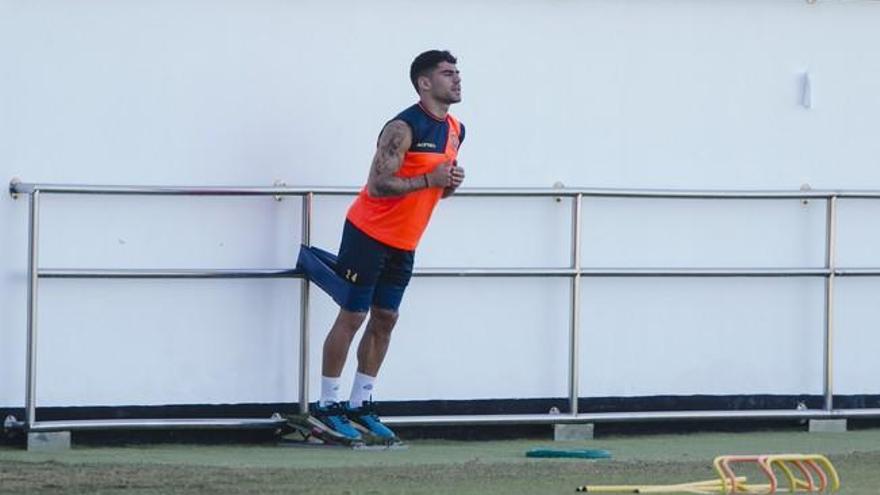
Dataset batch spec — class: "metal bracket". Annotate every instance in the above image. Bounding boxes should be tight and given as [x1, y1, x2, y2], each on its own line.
[9, 177, 21, 200]
[3, 415, 21, 432]
[273, 180, 287, 202]
[800, 183, 812, 207]
[553, 181, 565, 203]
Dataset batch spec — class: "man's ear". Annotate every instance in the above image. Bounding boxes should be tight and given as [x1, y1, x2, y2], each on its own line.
[418, 75, 432, 93]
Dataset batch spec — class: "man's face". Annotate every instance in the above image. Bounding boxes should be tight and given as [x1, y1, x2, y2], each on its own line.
[424, 61, 461, 104]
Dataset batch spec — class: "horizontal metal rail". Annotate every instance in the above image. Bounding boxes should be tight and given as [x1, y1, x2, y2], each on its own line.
[9, 182, 359, 197]
[577, 268, 832, 277]
[14, 418, 286, 433]
[383, 408, 880, 426]
[13, 180, 880, 199]
[37, 267, 880, 279]
[9, 179, 880, 438]
[39, 268, 302, 279]
[834, 268, 880, 276]
[37, 268, 579, 279]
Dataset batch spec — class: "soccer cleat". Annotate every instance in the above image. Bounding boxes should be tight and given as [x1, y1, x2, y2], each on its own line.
[282, 403, 364, 447]
[345, 401, 402, 445]
[310, 401, 364, 442]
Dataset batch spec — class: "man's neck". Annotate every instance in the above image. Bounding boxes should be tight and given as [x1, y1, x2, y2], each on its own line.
[419, 97, 449, 120]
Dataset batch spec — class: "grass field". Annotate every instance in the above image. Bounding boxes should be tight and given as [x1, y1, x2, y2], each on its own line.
[2, 428, 880, 494]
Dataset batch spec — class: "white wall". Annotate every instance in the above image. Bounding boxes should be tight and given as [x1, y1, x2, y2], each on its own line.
[2, 0, 879, 408]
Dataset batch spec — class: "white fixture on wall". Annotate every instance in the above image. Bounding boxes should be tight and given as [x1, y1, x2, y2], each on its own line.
[801, 71, 812, 109]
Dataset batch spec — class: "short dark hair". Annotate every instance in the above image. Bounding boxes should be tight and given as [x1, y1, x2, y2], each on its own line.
[409, 50, 457, 93]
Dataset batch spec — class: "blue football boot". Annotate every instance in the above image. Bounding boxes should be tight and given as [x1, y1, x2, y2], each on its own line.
[345, 400, 401, 445]
[306, 401, 363, 445]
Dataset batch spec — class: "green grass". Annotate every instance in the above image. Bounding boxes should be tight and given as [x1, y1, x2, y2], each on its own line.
[2, 429, 880, 494]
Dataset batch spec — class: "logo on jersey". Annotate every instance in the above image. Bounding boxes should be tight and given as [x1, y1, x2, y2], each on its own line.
[449, 132, 460, 151]
[415, 142, 437, 150]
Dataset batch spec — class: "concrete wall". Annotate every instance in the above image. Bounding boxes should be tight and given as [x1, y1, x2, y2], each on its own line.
[2, 0, 879, 408]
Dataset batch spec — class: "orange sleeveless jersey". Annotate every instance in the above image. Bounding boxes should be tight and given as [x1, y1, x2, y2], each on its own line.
[346, 105, 463, 251]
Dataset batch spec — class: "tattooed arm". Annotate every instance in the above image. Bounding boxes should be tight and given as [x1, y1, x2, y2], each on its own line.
[367, 120, 453, 197]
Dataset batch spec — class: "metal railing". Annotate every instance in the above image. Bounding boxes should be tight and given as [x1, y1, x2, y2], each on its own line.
[6, 178, 880, 434]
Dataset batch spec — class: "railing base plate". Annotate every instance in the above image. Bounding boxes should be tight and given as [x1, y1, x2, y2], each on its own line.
[28, 431, 71, 452]
[554, 423, 594, 441]
[808, 419, 847, 433]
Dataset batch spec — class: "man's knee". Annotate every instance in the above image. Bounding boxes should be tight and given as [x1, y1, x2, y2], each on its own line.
[369, 306, 399, 334]
[337, 309, 368, 333]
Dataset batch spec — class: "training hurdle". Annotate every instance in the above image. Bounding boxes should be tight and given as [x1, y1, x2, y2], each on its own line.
[577, 453, 840, 494]
[714, 454, 840, 493]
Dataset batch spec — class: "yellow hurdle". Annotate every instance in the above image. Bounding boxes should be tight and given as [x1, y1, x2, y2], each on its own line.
[577, 454, 840, 494]
[713, 453, 840, 493]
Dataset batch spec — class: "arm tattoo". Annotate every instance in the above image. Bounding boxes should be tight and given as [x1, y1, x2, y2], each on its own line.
[367, 121, 424, 197]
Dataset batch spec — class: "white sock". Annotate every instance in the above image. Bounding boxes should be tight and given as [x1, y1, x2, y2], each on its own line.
[348, 372, 376, 408]
[320, 375, 342, 406]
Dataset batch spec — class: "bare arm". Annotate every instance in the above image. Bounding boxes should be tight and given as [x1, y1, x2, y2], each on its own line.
[367, 121, 422, 197]
[367, 120, 456, 197]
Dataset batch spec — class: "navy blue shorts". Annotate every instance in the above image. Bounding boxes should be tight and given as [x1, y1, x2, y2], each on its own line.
[335, 220, 415, 313]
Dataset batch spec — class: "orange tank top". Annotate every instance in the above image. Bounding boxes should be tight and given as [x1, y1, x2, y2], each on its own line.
[346, 104, 464, 251]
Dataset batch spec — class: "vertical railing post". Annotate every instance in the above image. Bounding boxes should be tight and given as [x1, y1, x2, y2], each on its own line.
[823, 195, 838, 412]
[298, 192, 313, 415]
[25, 190, 41, 429]
[569, 193, 583, 415]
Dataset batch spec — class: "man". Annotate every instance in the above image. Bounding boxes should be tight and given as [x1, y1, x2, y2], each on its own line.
[314, 50, 466, 444]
